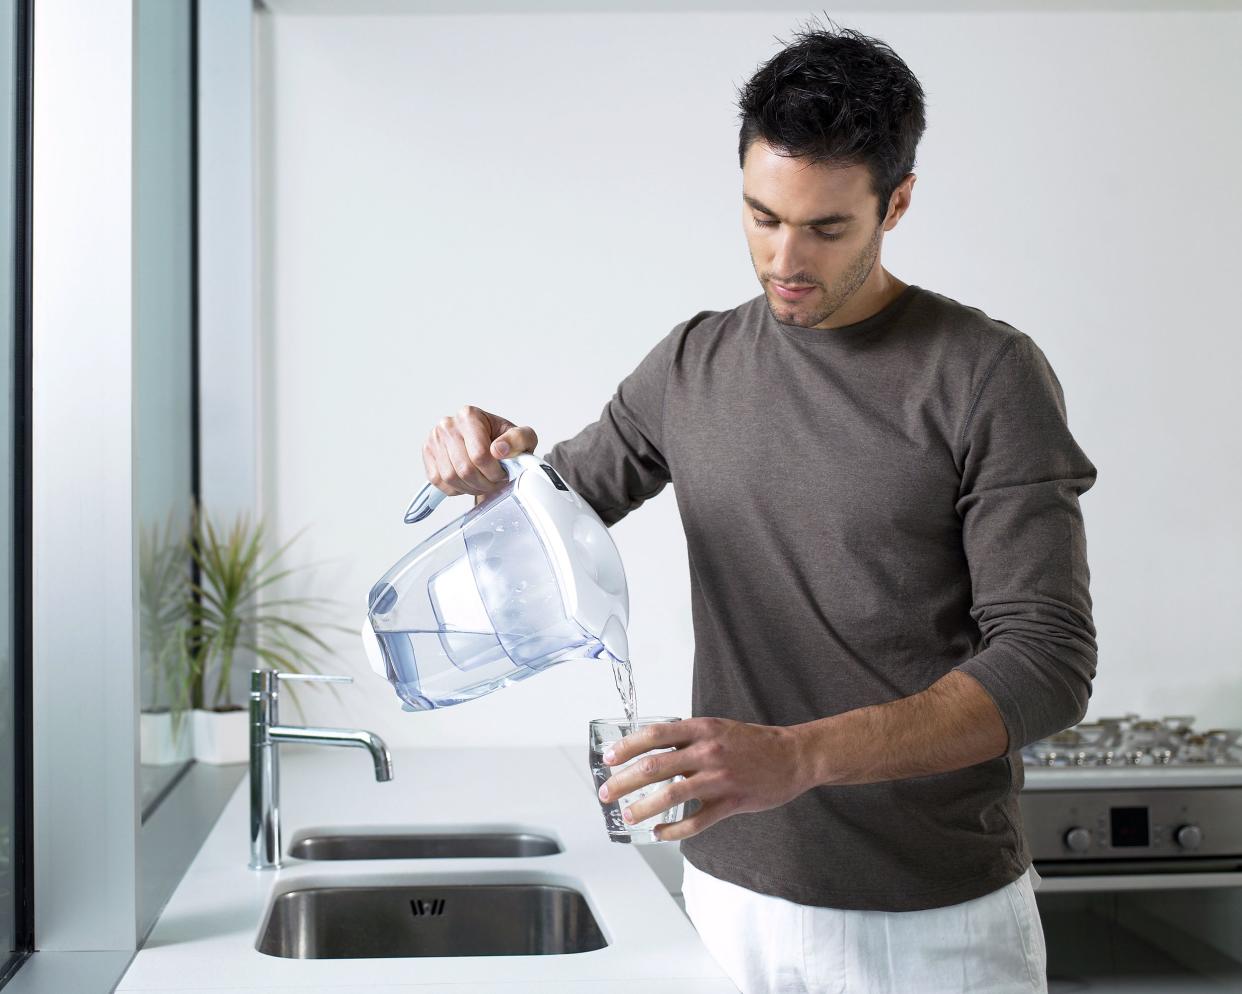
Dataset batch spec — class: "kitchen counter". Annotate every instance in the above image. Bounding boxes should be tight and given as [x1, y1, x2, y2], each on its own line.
[115, 745, 738, 993]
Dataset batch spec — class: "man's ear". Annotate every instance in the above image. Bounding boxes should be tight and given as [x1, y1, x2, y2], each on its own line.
[883, 173, 916, 231]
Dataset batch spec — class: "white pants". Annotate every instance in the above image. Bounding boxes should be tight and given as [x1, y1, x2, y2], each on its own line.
[681, 857, 1047, 994]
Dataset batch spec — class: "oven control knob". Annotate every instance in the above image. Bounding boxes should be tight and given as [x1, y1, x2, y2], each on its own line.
[1064, 826, 1093, 853]
[1175, 824, 1202, 851]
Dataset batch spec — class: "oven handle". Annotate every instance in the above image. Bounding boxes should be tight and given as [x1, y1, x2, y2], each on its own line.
[1034, 857, 1242, 877]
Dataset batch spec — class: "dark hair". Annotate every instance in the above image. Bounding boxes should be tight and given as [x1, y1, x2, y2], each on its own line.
[736, 16, 927, 226]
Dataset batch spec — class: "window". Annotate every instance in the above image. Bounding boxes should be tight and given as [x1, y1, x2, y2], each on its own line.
[135, 0, 197, 817]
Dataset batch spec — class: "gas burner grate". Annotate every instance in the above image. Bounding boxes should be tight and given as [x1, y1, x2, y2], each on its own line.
[1022, 714, 1242, 768]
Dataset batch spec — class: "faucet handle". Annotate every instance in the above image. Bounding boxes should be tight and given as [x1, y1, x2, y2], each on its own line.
[250, 668, 354, 697]
[276, 672, 352, 685]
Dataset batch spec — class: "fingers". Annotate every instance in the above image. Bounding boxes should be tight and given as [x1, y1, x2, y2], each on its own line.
[596, 745, 685, 805]
[429, 428, 467, 496]
[458, 415, 510, 488]
[441, 425, 496, 494]
[491, 423, 538, 459]
[603, 718, 707, 767]
[421, 438, 446, 493]
[617, 774, 699, 825]
[652, 799, 730, 842]
[423, 405, 534, 497]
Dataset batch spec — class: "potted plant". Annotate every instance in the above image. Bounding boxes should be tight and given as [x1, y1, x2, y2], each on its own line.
[138, 513, 195, 766]
[187, 505, 342, 764]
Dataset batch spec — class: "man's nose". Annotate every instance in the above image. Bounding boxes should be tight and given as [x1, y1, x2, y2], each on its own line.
[770, 230, 809, 280]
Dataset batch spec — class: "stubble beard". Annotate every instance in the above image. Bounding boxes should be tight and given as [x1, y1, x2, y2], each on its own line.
[760, 222, 883, 329]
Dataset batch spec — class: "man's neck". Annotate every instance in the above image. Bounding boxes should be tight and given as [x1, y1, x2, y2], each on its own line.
[816, 271, 909, 329]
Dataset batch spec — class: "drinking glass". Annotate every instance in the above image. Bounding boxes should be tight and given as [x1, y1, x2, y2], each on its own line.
[588, 716, 685, 844]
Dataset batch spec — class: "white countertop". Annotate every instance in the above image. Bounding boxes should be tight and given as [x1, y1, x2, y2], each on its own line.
[116, 745, 738, 993]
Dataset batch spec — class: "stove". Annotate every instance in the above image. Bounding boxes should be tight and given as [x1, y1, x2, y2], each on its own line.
[1017, 714, 1242, 881]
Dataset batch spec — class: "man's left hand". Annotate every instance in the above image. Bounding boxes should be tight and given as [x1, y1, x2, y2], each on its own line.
[597, 717, 811, 842]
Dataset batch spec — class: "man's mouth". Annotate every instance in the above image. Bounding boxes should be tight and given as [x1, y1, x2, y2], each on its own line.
[772, 282, 816, 301]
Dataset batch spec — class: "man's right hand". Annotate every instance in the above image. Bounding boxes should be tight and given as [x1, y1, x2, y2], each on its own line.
[422, 405, 539, 505]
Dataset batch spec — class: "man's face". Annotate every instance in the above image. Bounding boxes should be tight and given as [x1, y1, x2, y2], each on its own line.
[741, 140, 901, 329]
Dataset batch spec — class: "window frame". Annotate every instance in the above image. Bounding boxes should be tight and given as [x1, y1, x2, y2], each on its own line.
[2, 0, 35, 982]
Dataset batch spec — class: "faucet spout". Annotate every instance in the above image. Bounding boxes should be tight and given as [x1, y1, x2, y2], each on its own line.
[268, 724, 393, 781]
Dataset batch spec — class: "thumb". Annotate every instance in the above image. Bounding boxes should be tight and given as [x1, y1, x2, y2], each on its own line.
[490, 424, 538, 459]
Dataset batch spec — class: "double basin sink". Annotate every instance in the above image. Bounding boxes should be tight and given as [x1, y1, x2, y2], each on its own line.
[258, 830, 606, 959]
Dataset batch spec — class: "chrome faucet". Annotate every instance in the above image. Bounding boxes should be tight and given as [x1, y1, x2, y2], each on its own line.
[249, 667, 393, 870]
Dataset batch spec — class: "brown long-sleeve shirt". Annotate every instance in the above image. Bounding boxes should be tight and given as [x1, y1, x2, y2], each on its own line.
[543, 284, 1098, 911]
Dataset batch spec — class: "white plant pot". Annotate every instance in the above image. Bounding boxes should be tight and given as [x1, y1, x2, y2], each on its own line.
[139, 710, 193, 766]
[192, 708, 250, 765]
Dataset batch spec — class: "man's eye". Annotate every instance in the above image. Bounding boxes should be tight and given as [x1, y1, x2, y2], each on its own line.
[751, 216, 841, 241]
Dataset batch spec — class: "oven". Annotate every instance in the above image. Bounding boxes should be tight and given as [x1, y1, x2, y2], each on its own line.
[1017, 715, 1242, 990]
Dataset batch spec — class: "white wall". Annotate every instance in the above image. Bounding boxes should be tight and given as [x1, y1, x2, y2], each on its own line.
[254, 8, 1242, 749]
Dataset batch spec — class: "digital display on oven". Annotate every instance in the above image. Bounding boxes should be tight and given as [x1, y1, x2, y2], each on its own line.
[1109, 806, 1150, 848]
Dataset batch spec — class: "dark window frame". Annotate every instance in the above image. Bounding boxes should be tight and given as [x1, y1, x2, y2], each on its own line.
[189, 0, 200, 509]
[2, 0, 35, 984]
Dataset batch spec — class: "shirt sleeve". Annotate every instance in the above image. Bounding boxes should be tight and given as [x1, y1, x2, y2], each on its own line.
[539, 318, 689, 526]
[953, 333, 1099, 752]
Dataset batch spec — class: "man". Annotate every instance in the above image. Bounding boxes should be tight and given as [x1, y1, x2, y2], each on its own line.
[420, 19, 1094, 994]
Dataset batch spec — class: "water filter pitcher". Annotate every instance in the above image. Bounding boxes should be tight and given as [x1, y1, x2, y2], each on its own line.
[361, 454, 630, 711]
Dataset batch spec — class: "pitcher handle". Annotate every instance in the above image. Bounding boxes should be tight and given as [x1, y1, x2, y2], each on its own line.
[403, 453, 541, 524]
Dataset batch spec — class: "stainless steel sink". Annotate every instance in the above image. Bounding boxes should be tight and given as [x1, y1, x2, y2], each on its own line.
[256, 883, 607, 958]
[287, 831, 561, 860]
